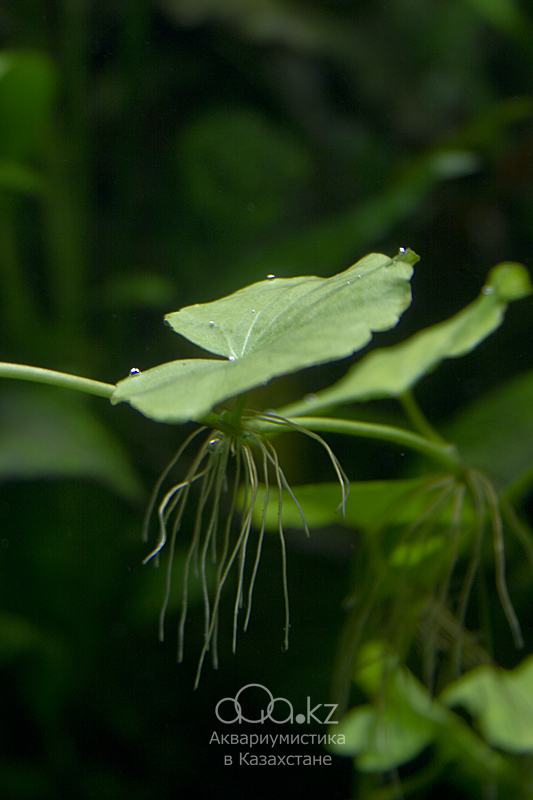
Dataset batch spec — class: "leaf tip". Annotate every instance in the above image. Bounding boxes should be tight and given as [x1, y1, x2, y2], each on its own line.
[485, 262, 532, 302]
[394, 247, 420, 267]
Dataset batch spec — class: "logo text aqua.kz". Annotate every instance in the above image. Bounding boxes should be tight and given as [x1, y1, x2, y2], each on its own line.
[215, 684, 338, 725]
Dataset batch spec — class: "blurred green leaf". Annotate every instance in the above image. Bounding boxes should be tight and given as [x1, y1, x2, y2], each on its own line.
[389, 534, 445, 568]
[465, 0, 533, 40]
[0, 160, 45, 193]
[331, 641, 438, 769]
[282, 262, 532, 415]
[112, 250, 416, 423]
[161, 0, 343, 50]
[0, 611, 46, 664]
[333, 703, 436, 772]
[331, 640, 507, 777]
[445, 370, 533, 493]
[250, 475, 463, 532]
[238, 148, 480, 278]
[180, 108, 310, 235]
[238, 95, 533, 280]
[441, 656, 533, 753]
[0, 388, 142, 499]
[103, 272, 176, 309]
[0, 51, 57, 162]
[454, 95, 533, 150]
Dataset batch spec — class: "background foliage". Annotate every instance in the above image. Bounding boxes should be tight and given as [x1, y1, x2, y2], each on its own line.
[1, 1, 533, 797]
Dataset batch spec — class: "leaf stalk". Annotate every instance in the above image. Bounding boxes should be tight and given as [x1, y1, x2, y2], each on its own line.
[0, 361, 115, 399]
[248, 413, 463, 473]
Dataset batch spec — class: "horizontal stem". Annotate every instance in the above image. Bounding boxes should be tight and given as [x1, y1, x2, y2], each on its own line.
[0, 362, 115, 399]
[248, 414, 462, 473]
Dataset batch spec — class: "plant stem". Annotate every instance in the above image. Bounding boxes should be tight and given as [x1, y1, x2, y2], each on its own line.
[249, 414, 462, 473]
[399, 389, 448, 444]
[230, 393, 248, 429]
[0, 362, 115, 399]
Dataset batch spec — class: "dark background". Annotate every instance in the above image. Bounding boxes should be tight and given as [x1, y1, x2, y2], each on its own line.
[1, 1, 533, 797]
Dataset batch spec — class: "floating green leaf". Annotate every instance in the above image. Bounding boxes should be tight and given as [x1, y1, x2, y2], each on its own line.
[281, 261, 532, 416]
[112, 250, 417, 423]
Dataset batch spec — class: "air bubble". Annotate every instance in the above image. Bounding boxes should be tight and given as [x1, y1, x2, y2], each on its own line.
[209, 321, 215, 327]
[251, 309, 256, 314]
[399, 246, 406, 253]
[129, 368, 141, 376]
[347, 281, 351, 285]
[304, 393, 318, 404]
[229, 355, 236, 362]
[266, 274, 275, 280]
[207, 435, 222, 452]
[482, 285, 494, 295]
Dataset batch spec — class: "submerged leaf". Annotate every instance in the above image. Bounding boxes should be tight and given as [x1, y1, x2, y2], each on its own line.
[332, 640, 509, 778]
[332, 702, 436, 771]
[441, 656, 533, 754]
[0, 387, 142, 499]
[250, 475, 472, 533]
[0, 51, 57, 162]
[445, 369, 533, 492]
[331, 640, 439, 769]
[111, 250, 416, 423]
[281, 261, 532, 416]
